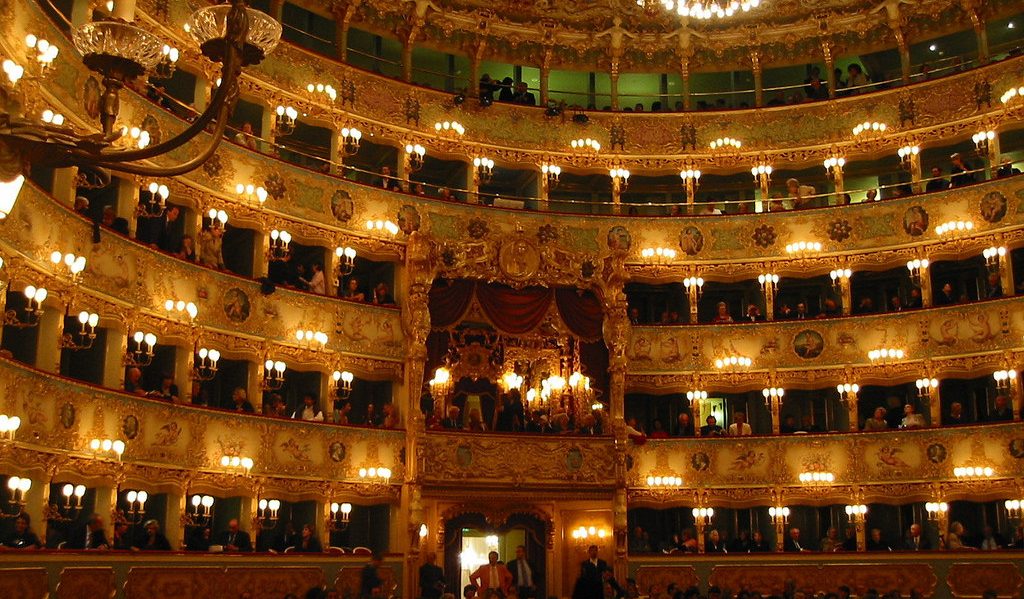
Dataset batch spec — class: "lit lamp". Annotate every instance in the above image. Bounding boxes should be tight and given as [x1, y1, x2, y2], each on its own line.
[934, 220, 974, 237]
[915, 377, 939, 401]
[0, 414, 22, 442]
[845, 504, 868, 521]
[768, 506, 790, 524]
[41, 109, 65, 126]
[0, 170, 26, 220]
[117, 126, 151, 150]
[5, 476, 31, 514]
[641, 247, 677, 265]
[219, 455, 254, 475]
[332, 370, 354, 399]
[340, 127, 362, 156]
[154, 44, 179, 79]
[685, 390, 707, 407]
[836, 383, 859, 403]
[751, 162, 772, 193]
[257, 498, 281, 528]
[898, 145, 920, 170]
[207, 208, 228, 228]
[830, 268, 852, 290]
[785, 241, 822, 257]
[798, 471, 835, 484]
[823, 155, 845, 180]
[236, 183, 268, 207]
[692, 507, 714, 525]
[645, 475, 682, 487]
[906, 259, 929, 285]
[49, 251, 87, 283]
[683, 276, 704, 299]
[365, 219, 400, 237]
[983, 246, 1006, 273]
[24, 34, 59, 74]
[852, 121, 887, 137]
[429, 367, 452, 408]
[868, 348, 904, 363]
[1004, 499, 1024, 521]
[273, 105, 298, 136]
[139, 182, 169, 218]
[925, 501, 948, 522]
[473, 156, 494, 185]
[541, 163, 561, 189]
[710, 137, 741, 151]
[609, 167, 630, 192]
[434, 120, 465, 138]
[9, 285, 47, 328]
[762, 387, 784, 408]
[569, 138, 601, 154]
[164, 299, 198, 323]
[261, 360, 286, 390]
[358, 467, 392, 484]
[680, 166, 701, 206]
[994, 369, 1018, 392]
[124, 489, 148, 524]
[501, 371, 524, 392]
[758, 273, 779, 294]
[59, 309, 100, 351]
[953, 466, 994, 478]
[972, 130, 995, 156]
[125, 331, 157, 366]
[88, 438, 126, 460]
[268, 229, 291, 261]
[295, 329, 328, 351]
[335, 246, 357, 276]
[192, 348, 220, 381]
[405, 143, 426, 171]
[306, 82, 338, 102]
[328, 501, 352, 530]
[714, 355, 752, 370]
[188, 494, 215, 526]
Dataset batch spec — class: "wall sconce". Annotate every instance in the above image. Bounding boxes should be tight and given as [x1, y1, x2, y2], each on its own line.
[41, 109, 65, 126]
[844, 504, 868, 522]
[125, 331, 157, 367]
[332, 370, 354, 399]
[906, 258, 929, 285]
[758, 273, 779, 294]
[154, 44, 178, 79]
[430, 367, 453, 403]
[983, 246, 1006, 273]
[49, 251, 87, 283]
[692, 507, 714, 525]
[750, 162, 773, 185]
[6, 285, 47, 328]
[500, 371, 524, 392]
[339, 126, 362, 156]
[836, 383, 859, 403]
[798, 471, 835, 484]
[219, 455, 254, 475]
[274, 105, 297, 136]
[830, 268, 852, 289]
[785, 241, 822, 256]
[236, 183, 268, 207]
[641, 247, 676, 265]
[187, 494, 215, 526]
[0, 171, 25, 220]
[0, 414, 21, 442]
[852, 121, 887, 137]
[295, 329, 328, 351]
[268, 229, 292, 261]
[609, 167, 630, 191]
[868, 347, 904, 363]
[569, 138, 601, 154]
[261, 360, 286, 391]
[925, 501, 948, 521]
[365, 219, 400, 237]
[645, 475, 682, 487]
[1004, 499, 1024, 521]
[934, 220, 974, 236]
[328, 501, 352, 531]
[192, 347, 220, 381]
[709, 137, 741, 151]
[2, 59, 24, 88]
[915, 377, 939, 401]
[571, 525, 610, 542]
[954, 466, 994, 478]
[48, 483, 86, 522]
[256, 498, 281, 528]
[24, 34, 59, 74]
[823, 155, 845, 179]
[473, 156, 494, 185]
[123, 489, 148, 524]
[768, 506, 790, 524]
[542, 163, 561, 188]
[164, 299, 198, 323]
[117, 126, 151, 150]
[405, 143, 426, 171]
[335, 246, 356, 276]
[434, 120, 465, 137]
[89, 438, 126, 460]
[138, 182, 169, 218]
[714, 355, 751, 369]
[419, 523, 428, 539]
[685, 390, 707, 407]
[61, 311, 99, 351]
[306, 82, 337, 102]
[680, 167, 701, 189]
[5, 476, 31, 515]
[762, 387, 785, 408]
[972, 130, 995, 154]
[994, 369, 1018, 392]
[207, 208, 228, 228]
[358, 467, 392, 484]
[897, 145, 919, 169]
[683, 276, 704, 298]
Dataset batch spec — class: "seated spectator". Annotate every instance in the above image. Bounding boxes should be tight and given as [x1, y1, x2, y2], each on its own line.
[198, 224, 225, 269]
[373, 282, 395, 305]
[903, 523, 930, 550]
[234, 122, 258, 150]
[218, 519, 253, 552]
[798, 414, 820, 433]
[294, 524, 323, 552]
[900, 403, 926, 429]
[497, 77, 515, 102]
[989, 394, 1013, 421]
[820, 527, 841, 552]
[679, 529, 698, 552]
[706, 529, 727, 553]
[794, 302, 810, 320]
[341, 277, 366, 302]
[785, 178, 818, 209]
[628, 307, 640, 324]
[945, 521, 973, 550]
[889, 295, 904, 312]
[413, 183, 427, 196]
[780, 414, 799, 434]
[841, 525, 857, 551]
[728, 411, 752, 436]
[804, 67, 829, 100]
[676, 412, 695, 436]
[712, 301, 733, 323]
[102, 206, 130, 235]
[302, 263, 326, 295]
[819, 298, 840, 318]
[865, 188, 878, 202]
[750, 530, 771, 552]
[628, 526, 650, 553]
[179, 235, 198, 262]
[863, 407, 888, 431]
[950, 153, 977, 188]
[997, 161, 1022, 178]
[1007, 526, 1024, 549]
[728, 530, 752, 553]
[925, 166, 950, 192]
[135, 519, 172, 551]
[364, 403, 381, 427]
[649, 419, 669, 439]
[744, 304, 762, 322]
[465, 407, 487, 432]
[438, 187, 455, 201]
[699, 415, 723, 437]
[292, 393, 325, 422]
[1, 513, 40, 549]
[266, 393, 287, 417]
[186, 526, 212, 551]
[124, 366, 146, 396]
[442, 406, 461, 429]
[986, 272, 1003, 298]
[231, 387, 254, 413]
[980, 526, 1004, 551]
[148, 373, 179, 403]
[478, 74, 498, 103]
[74, 196, 90, 215]
[866, 528, 891, 551]
[846, 63, 870, 92]
[511, 82, 536, 106]
[783, 527, 809, 552]
[378, 166, 400, 191]
[947, 401, 967, 425]
[382, 403, 399, 429]
[936, 282, 958, 305]
[907, 287, 923, 309]
[634, 103, 644, 112]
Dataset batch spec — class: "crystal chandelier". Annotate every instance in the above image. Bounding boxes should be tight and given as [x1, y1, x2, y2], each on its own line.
[0, 0, 281, 219]
[638, 0, 763, 20]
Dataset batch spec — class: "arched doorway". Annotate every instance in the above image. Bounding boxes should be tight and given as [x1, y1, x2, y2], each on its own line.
[441, 508, 552, 599]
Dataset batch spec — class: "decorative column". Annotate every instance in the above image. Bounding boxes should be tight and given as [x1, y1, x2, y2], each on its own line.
[610, 62, 620, 111]
[760, 273, 778, 322]
[115, 178, 139, 238]
[838, 275, 852, 316]
[540, 47, 553, 106]
[93, 482, 118, 544]
[466, 159, 480, 205]
[610, 170, 625, 215]
[613, 488, 628, 583]
[35, 308, 62, 374]
[596, 18, 635, 111]
[916, 258, 932, 307]
[998, 238, 1016, 301]
[603, 280, 630, 426]
[332, 0, 361, 62]
[961, 0, 989, 64]
[685, 279, 700, 324]
[468, 40, 486, 97]
[402, 35, 415, 83]
[253, 231, 268, 279]
[680, 58, 692, 110]
[895, 27, 911, 85]
[750, 49, 763, 108]
[822, 39, 837, 97]
[166, 488, 187, 550]
[843, 388, 859, 432]
[538, 165, 552, 211]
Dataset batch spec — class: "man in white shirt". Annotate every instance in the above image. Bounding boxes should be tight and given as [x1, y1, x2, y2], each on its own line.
[292, 393, 325, 422]
[728, 411, 752, 436]
[506, 545, 537, 599]
[305, 263, 326, 295]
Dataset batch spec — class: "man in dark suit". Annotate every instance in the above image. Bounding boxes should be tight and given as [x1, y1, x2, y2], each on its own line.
[361, 553, 385, 599]
[419, 552, 445, 599]
[217, 518, 252, 552]
[573, 544, 609, 599]
[70, 513, 109, 550]
[507, 545, 538, 599]
[783, 527, 809, 552]
[903, 523, 931, 550]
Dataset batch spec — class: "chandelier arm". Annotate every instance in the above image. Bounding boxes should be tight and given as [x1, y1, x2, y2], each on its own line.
[75, 105, 234, 177]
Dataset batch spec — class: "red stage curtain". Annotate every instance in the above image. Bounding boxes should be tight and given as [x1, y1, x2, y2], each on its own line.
[475, 283, 553, 335]
[554, 288, 604, 341]
[428, 279, 475, 328]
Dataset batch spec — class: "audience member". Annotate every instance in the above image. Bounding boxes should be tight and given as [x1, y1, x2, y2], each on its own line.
[135, 519, 172, 551]
[900, 403, 926, 429]
[712, 301, 733, 323]
[342, 277, 366, 302]
[945, 521, 973, 550]
[71, 513, 109, 550]
[699, 415, 723, 437]
[1, 513, 40, 549]
[925, 166, 950, 192]
[676, 412, 695, 436]
[219, 519, 253, 552]
[420, 552, 446, 599]
[511, 82, 537, 106]
[820, 527, 841, 552]
[234, 122, 259, 150]
[903, 523, 931, 550]
[232, 387, 255, 413]
[124, 367, 146, 396]
[727, 412, 752, 436]
[989, 394, 1013, 421]
[507, 545, 538, 599]
[628, 527, 651, 554]
[705, 529, 727, 553]
[292, 392, 325, 422]
[866, 528, 891, 551]
[361, 553, 385, 599]
[783, 527, 808, 552]
[293, 524, 323, 552]
[750, 530, 771, 552]
[950, 153, 976, 188]
[469, 550, 512, 598]
[373, 282, 395, 305]
[846, 64, 870, 91]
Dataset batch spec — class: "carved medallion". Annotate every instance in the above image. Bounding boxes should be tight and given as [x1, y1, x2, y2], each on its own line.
[59, 402, 76, 429]
[122, 414, 140, 440]
[792, 329, 824, 360]
[223, 287, 251, 323]
[498, 236, 541, 281]
[980, 191, 1008, 223]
